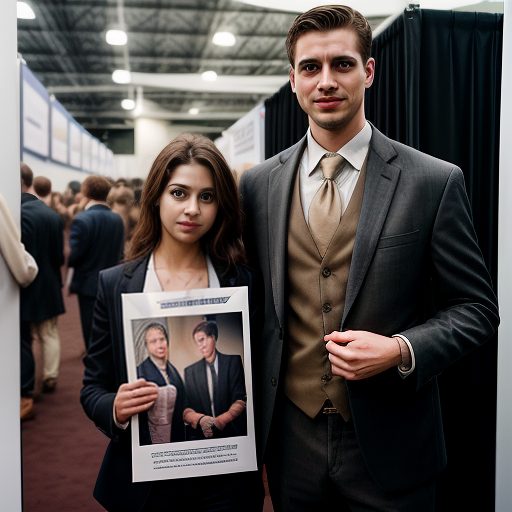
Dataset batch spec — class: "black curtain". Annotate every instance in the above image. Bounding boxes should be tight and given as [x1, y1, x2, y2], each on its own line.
[369, 10, 502, 512]
[264, 8, 503, 511]
[264, 81, 308, 159]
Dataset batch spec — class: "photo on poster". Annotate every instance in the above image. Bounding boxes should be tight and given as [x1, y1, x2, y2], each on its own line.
[122, 286, 256, 482]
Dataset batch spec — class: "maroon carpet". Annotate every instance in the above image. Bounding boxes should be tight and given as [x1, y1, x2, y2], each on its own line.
[21, 292, 273, 511]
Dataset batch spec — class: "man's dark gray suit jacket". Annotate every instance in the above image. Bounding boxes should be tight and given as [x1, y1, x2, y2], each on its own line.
[239, 125, 499, 493]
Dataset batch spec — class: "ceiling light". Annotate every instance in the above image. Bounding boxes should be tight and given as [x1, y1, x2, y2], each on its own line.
[201, 70, 218, 82]
[106, 29, 128, 46]
[121, 99, 135, 110]
[17, 2, 35, 19]
[112, 69, 131, 84]
[188, 108, 199, 115]
[212, 31, 236, 47]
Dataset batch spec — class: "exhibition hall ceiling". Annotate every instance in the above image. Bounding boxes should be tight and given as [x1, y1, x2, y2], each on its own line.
[16, 0, 501, 134]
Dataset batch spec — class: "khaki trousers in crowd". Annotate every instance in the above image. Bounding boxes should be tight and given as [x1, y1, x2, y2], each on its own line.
[31, 317, 60, 380]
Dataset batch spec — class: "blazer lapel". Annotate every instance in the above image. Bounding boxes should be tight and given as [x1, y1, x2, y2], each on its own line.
[268, 137, 307, 327]
[121, 255, 149, 294]
[342, 127, 401, 326]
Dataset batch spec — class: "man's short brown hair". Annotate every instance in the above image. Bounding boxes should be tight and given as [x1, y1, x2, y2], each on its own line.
[33, 176, 52, 198]
[285, 4, 373, 67]
[81, 175, 112, 202]
[20, 162, 33, 188]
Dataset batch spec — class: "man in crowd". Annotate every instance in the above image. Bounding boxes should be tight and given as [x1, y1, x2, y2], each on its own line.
[33, 176, 52, 206]
[240, 5, 499, 510]
[68, 175, 124, 350]
[183, 320, 247, 440]
[20, 163, 65, 417]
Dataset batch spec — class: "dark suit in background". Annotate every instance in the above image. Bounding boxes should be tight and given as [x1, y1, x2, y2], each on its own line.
[184, 351, 247, 440]
[20, 192, 64, 397]
[136, 356, 186, 444]
[68, 204, 124, 349]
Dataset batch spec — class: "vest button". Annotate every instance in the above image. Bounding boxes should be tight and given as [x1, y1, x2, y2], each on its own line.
[322, 267, 331, 278]
[322, 303, 332, 313]
[321, 374, 332, 383]
[271, 377, 277, 387]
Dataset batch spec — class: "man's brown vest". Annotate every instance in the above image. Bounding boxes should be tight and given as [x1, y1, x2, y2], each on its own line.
[284, 161, 367, 419]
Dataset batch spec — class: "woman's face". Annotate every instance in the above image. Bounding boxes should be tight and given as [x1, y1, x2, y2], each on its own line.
[158, 162, 218, 248]
[145, 327, 168, 360]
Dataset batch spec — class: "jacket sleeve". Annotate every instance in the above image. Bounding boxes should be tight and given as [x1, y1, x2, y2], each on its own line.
[68, 216, 87, 267]
[400, 167, 499, 389]
[0, 195, 38, 287]
[80, 270, 126, 440]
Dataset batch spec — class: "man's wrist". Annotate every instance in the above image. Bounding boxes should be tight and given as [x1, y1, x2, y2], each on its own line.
[393, 335, 412, 372]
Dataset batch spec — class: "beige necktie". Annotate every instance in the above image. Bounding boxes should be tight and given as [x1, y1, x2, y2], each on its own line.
[308, 153, 344, 256]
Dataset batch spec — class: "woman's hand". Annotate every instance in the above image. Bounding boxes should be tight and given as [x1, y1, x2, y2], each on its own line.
[114, 378, 159, 424]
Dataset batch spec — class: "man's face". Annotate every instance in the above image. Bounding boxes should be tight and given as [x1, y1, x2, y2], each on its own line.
[145, 327, 168, 360]
[289, 27, 374, 138]
[193, 331, 216, 363]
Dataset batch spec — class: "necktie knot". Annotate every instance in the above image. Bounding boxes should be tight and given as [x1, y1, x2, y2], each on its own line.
[320, 153, 344, 181]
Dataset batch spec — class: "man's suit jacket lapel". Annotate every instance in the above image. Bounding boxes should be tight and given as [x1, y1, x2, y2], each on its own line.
[268, 137, 307, 328]
[342, 127, 401, 326]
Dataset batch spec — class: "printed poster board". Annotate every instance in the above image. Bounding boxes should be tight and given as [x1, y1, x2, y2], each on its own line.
[122, 286, 257, 482]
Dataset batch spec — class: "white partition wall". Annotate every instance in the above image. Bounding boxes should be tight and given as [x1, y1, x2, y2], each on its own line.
[496, 1, 512, 510]
[0, 2, 22, 511]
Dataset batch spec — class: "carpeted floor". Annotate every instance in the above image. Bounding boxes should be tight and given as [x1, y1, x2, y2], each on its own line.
[21, 292, 107, 512]
[21, 292, 273, 511]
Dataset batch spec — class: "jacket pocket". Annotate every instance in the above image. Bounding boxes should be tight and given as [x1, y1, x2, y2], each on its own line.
[377, 229, 420, 249]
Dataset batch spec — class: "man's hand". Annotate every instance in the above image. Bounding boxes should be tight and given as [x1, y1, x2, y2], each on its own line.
[114, 378, 159, 424]
[324, 330, 401, 380]
[199, 415, 215, 438]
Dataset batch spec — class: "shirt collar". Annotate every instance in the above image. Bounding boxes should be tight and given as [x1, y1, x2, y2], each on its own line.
[305, 121, 372, 177]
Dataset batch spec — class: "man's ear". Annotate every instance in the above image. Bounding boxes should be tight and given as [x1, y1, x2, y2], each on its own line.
[289, 67, 296, 93]
[364, 58, 375, 89]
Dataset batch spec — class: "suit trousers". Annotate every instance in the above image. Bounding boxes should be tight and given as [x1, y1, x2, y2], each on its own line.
[78, 294, 96, 350]
[31, 317, 60, 379]
[265, 397, 435, 512]
[20, 320, 35, 397]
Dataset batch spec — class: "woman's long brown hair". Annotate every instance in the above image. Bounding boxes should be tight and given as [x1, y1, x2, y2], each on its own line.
[127, 133, 245, 270]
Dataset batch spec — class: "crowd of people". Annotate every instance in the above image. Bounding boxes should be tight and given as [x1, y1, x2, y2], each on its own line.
[17, 164, 143, 420]
[0, 4, 500, 512]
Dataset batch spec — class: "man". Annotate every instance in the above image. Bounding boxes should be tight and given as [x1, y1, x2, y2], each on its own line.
[33, 176, 52, 206]
[68, 175, 124, 350]
[136, 323, 185, 444]
[27, 175, 63, 394]
[20, 163, 65, 416]
[183, 320, 247, 440]
[239, 5, 499, 511]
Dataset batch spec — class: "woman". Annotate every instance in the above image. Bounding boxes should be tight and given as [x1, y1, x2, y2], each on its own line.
[80, 134, 262, 511]
[136, 322, 185, 445]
